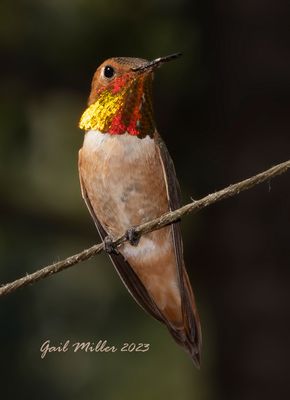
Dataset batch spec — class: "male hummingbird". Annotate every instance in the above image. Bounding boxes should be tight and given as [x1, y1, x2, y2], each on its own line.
[78, 54, 201, 366]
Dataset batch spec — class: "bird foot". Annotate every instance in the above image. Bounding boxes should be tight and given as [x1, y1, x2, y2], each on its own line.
[126, 227, 140, 246]
[104, 235, 119, 255]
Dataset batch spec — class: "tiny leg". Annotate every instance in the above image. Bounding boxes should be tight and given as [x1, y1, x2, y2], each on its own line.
[104, 235, 119, 255]
[126, 227, 140, 246]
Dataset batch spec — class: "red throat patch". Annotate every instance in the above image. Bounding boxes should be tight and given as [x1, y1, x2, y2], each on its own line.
[79, 71, 156, 138]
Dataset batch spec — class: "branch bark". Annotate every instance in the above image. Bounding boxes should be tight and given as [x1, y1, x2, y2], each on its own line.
[1, 160, 289, 297]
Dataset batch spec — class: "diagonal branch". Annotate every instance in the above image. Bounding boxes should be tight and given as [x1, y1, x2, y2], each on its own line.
[1, 160, 289, 297]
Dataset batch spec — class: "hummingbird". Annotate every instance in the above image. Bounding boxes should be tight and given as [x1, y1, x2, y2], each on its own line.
[78, 53, 201, 366]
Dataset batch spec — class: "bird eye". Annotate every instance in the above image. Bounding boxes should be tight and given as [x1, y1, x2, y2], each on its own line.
[103, 65, 115, 79]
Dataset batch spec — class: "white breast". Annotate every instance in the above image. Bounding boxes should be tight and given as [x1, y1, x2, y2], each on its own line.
[83, 129, 156, 162]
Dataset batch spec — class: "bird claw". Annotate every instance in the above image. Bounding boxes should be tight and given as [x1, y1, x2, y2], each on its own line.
[126, 227, 140, 246]
[104, 236, 119, 255]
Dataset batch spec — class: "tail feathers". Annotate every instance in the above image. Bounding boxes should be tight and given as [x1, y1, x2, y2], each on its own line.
[166, 271, 202, 368]
[168, 320, 201, 368]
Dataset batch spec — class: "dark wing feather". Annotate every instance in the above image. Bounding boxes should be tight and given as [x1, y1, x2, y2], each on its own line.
[79, 173, 164, 323]
[155, 132, 201, 365]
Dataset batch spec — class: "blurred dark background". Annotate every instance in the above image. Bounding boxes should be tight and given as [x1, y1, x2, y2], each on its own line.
[0, 1, 290, 399]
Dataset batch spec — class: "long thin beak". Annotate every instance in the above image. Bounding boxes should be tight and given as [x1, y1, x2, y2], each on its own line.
[131, 52, 182, 72]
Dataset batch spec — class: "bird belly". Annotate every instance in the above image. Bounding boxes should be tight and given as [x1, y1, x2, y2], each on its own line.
[79, 130, 182, 323]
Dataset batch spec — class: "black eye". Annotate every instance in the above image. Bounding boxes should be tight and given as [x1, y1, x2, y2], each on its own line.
[104, 65, 115, 79]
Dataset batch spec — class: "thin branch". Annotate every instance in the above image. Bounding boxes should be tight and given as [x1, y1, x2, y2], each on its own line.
[1, 160, 289, 297]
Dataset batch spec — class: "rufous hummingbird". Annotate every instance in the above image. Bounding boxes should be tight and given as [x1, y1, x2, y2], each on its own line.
[78, 53, 201, 366]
